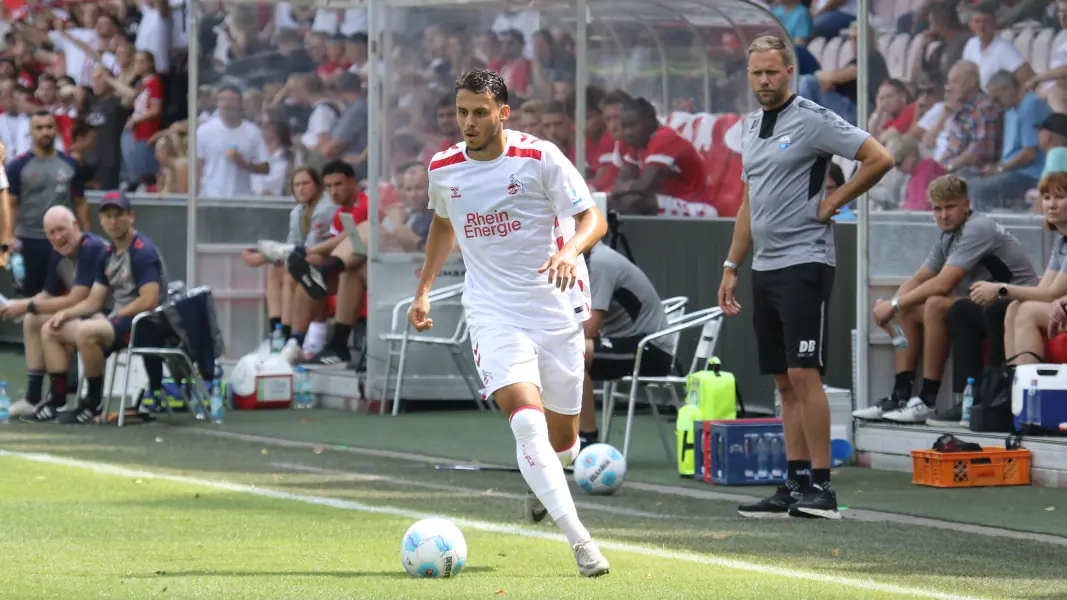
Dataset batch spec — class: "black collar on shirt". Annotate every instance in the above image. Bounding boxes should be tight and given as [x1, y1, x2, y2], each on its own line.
[759, 94, 797, 139]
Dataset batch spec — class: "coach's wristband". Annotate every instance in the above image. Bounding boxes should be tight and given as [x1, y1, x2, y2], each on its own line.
[723, 260, 738, 271]
[890, 297, 900, 313]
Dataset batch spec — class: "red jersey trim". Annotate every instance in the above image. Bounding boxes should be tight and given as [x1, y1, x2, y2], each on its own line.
[506, 146, 542, 160]
[429, 153, 466, 171]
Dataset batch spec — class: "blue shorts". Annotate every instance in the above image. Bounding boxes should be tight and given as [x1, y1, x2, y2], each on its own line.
[105, 315, 160, 356]
[19, 237, 53, 297]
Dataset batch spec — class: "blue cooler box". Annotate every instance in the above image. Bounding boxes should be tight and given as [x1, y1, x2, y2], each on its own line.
[1012, 364, 1067, 430]
[693, 418, 787, 486]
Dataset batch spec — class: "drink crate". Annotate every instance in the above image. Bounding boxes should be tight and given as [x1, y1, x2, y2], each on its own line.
[911, 447, 1032, 488]
[693, 418, 787, 486]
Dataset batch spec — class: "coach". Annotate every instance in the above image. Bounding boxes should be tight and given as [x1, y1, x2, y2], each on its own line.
[3, 110, 90, 297]
[719, 36, 893, 520]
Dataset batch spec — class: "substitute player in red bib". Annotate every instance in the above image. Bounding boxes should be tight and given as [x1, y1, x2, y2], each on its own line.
[410, 69, 610, 577]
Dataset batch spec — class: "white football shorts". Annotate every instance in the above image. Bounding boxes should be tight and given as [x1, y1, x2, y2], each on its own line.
[469, 322, 585, 416]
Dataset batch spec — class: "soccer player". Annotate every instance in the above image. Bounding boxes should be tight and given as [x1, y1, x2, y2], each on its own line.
[36, 191, 168, 424]
[719, 36, 893, 519]
[409, 68, 611, 577]
[3, 110, 90, 296]
[0, 206, 108, 419]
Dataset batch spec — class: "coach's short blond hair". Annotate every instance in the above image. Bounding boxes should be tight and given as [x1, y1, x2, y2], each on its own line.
[747, 36, 793, 68]
[927, 174, 969, 204]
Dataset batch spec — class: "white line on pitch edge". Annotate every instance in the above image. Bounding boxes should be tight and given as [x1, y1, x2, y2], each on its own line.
[0, 450, 993, 600]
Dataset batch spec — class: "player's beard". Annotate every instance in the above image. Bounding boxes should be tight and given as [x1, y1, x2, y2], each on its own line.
[755, 85, 789, 108]
[36, 136, 55, 151]
[467, 122, 501, 153]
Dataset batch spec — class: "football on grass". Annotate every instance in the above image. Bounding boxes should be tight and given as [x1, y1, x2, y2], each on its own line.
[400, 518, 467, 578]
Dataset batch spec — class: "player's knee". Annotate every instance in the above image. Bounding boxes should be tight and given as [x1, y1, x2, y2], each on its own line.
[1004, 300, 1020, 326]
[1018, 301, 1048, 327]
[773, 373, 794, 398]
[509, 405, 548, 443]
[23, 313, 45, 337]
[923, 296, 953, 320]
[785, 367, 821, 396]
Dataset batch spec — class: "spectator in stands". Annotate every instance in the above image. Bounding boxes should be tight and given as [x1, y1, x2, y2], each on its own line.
[947, 173, 1067, 417]
[771, 0, 813, 46]
[154, 133, 188, 196]
[939, 60, 1002, 178]
[38, 191, 168, 424]
[612, 97, 713, 218]
[380, 162, 433, 253]
[82, 66, 127, 190]
[578, 242, 671, 450]
[868, 79, 916, 142]
[122, 50, 163, 188]
[962, 1, 1035, 89]
[909, 2, 970, 87]
[589, 90, 631, 193]
[495, 30, 531, 98]
[799, 20, 888, 126]
[196, 84, 269, 197]
[516, 99, 545, 139]
[530, 29, 575, 101]
[1039, 113, 1067, 179]
[564, 87, 612, 179]
[0, 206, 108, 420]
[793, 43, 821, 76]
[318, 72, 367, 175]
[476, 29, 504, 69]
[435, 93, 461, 151]
[871, 132, 920, 210]
[265, 161, 369, 367]
[252, 111, 294, 197]
[247, 167, 333, 363]
[1024, 0, 1067, 113]
[540, 100, 575, 161]
[810, 0, 857, 42]
[968, 69, 1050, 212]
[859, 175, 1037, 424]
[291, 73, 341, 164]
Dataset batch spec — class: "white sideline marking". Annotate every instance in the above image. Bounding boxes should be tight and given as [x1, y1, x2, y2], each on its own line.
[0, 449, 991, 600]
[271, 461, 690, 521]
[189, 428, 1067, 547]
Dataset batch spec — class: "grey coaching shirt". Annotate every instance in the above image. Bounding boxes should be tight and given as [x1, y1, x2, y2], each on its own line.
[741, 95, 870, 271]
[286, 199, 336, 247]
[7, 152, 83, 239]
[588, 243, 670, 351]
[924, 212, 1038, 288]
[1046, 235, 1067, 274]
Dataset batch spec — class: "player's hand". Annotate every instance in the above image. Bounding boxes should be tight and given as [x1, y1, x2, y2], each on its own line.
[0, 300, 28, 320]
[539, 247, 579, 292]
[1048, 299, 1067, 338]
[48, 310, 70, 331]
[241, 249, 266, 268]
[817, 198, 841, 223]
[872, 299, 896, 327]
[718, 269, 741, 316]
[969, 281, 999, 307]
[408, 294, 433, 332]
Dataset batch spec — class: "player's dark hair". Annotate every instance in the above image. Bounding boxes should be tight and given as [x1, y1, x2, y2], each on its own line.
[216, 83, 242, 97]
[600, 89, 633, 109]
[624, 97, 658, 123]
[436, 94, 454, 110]
[322, 160, 356, 180]
[396, 160, 425, 176]
[31, 109, 53, 120]
[455, 68, 508, 105]
[542, 100, 567, 116]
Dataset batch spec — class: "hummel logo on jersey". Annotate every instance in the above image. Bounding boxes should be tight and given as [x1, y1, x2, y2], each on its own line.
[464, 210, 521, 239]
[507, 174, 525, 195]
[450, 186, 462, 199]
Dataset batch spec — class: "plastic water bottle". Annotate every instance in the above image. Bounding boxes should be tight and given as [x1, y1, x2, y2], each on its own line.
[769, 433, 784, 478]
[960, 377, 975, 426]
[270, 323, 285, 353]
[8, 251, 24, 290]
[209, 381, 224, 424]
[889, 320, 908, 350]
[1028, 378, 1041, 426]
[756, 435, 769, 479]
[714, 433, 724, 480]
[743, 436, 755, 478]
[293, 367, 308, 409]
[0, 381, 9, 424]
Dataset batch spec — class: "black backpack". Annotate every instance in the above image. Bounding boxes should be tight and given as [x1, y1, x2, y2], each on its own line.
[969, 352, 1040, 433]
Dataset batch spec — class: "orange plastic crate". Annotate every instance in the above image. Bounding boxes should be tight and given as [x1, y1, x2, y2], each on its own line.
[910, 447, 1032, 488]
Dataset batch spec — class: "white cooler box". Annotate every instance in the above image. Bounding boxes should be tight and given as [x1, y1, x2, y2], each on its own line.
[775, 385, 854, 445]
[1012, 364, 1067, 430]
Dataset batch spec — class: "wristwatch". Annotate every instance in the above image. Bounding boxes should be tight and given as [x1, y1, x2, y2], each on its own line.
[998, 286, 1009, 297]
[723, 260, 739, 271]
[890, 297, 900, 313]
[27, 300, 37, 315]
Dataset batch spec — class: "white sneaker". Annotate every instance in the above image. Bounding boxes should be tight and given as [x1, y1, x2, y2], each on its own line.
[9, 398, 37, 418]
[852, 396, 904, 421]
[280, 338, 303, 365]
[256, 240, 295, 264]
[572, 539, 610, 577]
[882, 397, 934, 424]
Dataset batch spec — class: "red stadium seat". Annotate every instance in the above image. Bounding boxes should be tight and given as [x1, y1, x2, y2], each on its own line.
[1045, 333, 1067, 364]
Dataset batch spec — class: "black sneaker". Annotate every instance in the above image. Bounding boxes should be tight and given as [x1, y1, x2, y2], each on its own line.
[737, 483, 802, 518]
[302, 348, 350, 367]
[789, 483, 841, 520]
[19, 402, 61, 423]
[286, 252, 328, 301]
[524, 490, 549, 523]
[57, 403, 102, 425]
[926, 405, 963, 427]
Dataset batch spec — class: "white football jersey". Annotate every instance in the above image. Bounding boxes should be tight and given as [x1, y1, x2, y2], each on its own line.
[427, 129, 596, 329]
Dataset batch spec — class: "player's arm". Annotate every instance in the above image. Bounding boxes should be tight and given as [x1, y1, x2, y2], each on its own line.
[896, 265, 966, 310]
[543, 143, 608, 256]
[415, 214, 456, 297]
[64, 284, 110, 320]
[308, 234, 346, 256]
[810, 111, 893, 213]
[895, 223, 998, 311]
[34, 285, 90, 314]
[582, 310, 605, 339]
[114, 250, 163, 318]
[724, 186, 753, 267]
[610, 158, 639, 193]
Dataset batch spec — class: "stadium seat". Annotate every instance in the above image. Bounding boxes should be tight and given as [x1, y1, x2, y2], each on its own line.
[1031, 28, 1055, 73]
[1046, 334, 1067, 364]
[1053, 29, 1067, 67]
[705, 114, 745, 217]
[691, 113, 717, 154]
[822, 36, 844, 70]
[886, 34, 912, 80]
[838, 36, 856, 68]
[904, 33, 926, 81]
[808, 37, 828, 66]
[1014, 27, 1036, 63]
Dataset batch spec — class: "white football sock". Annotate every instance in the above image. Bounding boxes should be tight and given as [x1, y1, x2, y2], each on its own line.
[510, 407, 591, 546]
[556, 437, 579, 468]
[304, 322, 327, 353]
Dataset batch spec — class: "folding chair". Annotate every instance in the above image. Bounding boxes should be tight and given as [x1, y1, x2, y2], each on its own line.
[379, 282, 491, 416]
[104, 285, 224, 427]
[602, 306, 725, 460]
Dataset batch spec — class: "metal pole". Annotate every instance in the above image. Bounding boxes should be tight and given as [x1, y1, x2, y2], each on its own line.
[574, 0, 588, 177]
[366, 0, 381, 261]
[185, 0, 200, 287]
[855, 0, 870, 410]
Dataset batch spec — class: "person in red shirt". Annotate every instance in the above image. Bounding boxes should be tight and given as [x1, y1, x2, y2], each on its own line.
[588, 90, 630, 191]
[496, 30, 531, 98]
[283, 160, 370, 366]
[868, 79, 916, 142]
[122, 50, 163, 187]
[612, 97, 714, 217]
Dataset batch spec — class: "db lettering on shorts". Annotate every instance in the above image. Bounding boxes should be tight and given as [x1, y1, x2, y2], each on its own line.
[798, 340, 817, 354]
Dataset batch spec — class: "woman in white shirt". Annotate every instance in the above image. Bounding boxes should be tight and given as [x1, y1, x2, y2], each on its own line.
[252, 111, 294, 197]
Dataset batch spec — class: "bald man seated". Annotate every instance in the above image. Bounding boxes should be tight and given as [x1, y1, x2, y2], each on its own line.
[0, 206, 109, 418]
